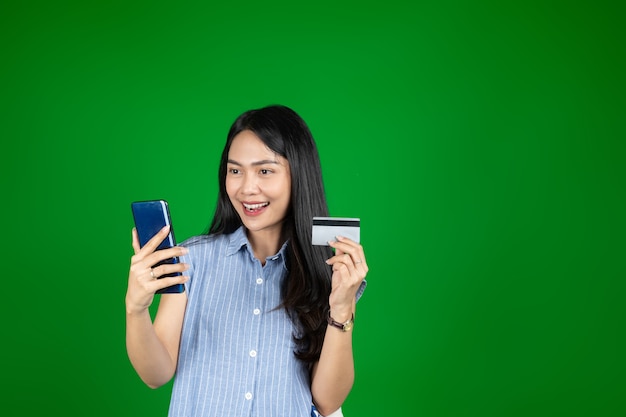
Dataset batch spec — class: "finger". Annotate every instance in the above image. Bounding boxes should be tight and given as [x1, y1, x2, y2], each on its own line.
[139, 225, 171, 256]
[326, 253, 358, 279]
[337, 236, 368, 270]
[329, 236, 358, 254]
[329, 237, 367, 269]
[143, 246, 188, 270]
[131, 228, 141, 254]
[336, 256, 356, 274]
[329, 258, 350, 275]
[137, 271, 188, 294]
[342, 252, 356, 270]
[351, 250, 368, 271]
[153, 275, 188, 292]
[328, 259, 361, 308]
[150, 262, 189, 279]
[135, 266, 158, 284]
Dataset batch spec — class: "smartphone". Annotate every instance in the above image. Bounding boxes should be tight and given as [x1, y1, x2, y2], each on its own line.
[131, 199, 184, 294]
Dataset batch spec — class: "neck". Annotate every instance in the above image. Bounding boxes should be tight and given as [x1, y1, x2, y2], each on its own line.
[246, 227, 285, 264]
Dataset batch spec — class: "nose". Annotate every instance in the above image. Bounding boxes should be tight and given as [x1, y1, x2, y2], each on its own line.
[241, 172, 259, 194]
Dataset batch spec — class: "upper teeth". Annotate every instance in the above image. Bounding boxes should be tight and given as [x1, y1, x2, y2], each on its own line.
[243, 202, 269, 209]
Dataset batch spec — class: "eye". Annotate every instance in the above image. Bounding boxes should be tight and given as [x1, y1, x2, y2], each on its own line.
[260, 169, 273, 175]
[228, 168, 240, 175]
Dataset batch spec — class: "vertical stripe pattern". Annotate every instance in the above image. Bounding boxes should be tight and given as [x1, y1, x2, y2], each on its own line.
[168, 227, 312, 417]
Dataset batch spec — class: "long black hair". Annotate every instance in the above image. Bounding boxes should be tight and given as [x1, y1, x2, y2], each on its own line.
[207, 104, 333, 363]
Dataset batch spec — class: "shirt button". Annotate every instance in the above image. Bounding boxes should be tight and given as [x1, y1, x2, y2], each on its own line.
[245, 392, 253, 400]
[249, 350, 257, 358]
[253, 308, 261, 315]
[256, 277, 263, 284]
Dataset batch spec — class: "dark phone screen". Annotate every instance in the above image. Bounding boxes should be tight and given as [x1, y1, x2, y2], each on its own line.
[131, 200, 184, 294]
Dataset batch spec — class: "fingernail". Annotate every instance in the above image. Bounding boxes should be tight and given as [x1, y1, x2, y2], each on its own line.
[325, 259, 331, 264]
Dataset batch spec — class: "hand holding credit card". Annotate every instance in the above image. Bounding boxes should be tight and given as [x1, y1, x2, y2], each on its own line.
[311, 217, 360, 246]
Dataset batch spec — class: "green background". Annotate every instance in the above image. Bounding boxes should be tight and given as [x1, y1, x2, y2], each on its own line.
[1, 0, 624, 416]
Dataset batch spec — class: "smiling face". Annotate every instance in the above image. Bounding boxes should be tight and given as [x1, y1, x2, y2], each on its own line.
[226, 129, 292, 241]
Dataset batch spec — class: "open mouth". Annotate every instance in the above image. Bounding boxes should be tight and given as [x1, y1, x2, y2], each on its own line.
[243, 202, 269, 212]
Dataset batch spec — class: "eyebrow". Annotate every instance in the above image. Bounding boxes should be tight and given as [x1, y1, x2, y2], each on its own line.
[227, 159, 280, 166]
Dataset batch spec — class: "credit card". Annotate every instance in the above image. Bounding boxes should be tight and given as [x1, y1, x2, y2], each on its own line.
[312, 217, 360, 246]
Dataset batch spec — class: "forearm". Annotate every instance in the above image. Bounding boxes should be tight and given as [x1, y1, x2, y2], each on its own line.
[311, 311, 356, 415]
[125, 309, 177, 388]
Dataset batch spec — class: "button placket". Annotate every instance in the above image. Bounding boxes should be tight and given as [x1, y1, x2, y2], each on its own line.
[246, 270, 264, 404]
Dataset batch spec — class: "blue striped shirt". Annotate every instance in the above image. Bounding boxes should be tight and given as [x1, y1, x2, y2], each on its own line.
[169, 227, 365, 417]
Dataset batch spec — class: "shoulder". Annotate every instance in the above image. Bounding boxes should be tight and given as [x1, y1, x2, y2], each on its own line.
[178, 234, 232, 290]
[180, 227, 246, 249]
[179, 231, 245, 261]
[178, 234, 226, 265]
[180, 234, 222, 249]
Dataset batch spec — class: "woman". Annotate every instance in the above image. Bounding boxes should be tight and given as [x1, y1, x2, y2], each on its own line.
[125, 105, 368, 417]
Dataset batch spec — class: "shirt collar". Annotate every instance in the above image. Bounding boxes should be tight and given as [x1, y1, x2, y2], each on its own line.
[226, 226, 290, 269]
[225, 226, 249, 256]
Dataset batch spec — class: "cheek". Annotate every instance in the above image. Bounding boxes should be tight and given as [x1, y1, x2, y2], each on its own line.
[225, 179, 238, 201]
[265, 176, 287, 193]
[274, 179, 291, 201]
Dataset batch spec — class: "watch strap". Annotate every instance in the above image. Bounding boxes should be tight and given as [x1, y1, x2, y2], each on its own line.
[327, 312, 354, 332]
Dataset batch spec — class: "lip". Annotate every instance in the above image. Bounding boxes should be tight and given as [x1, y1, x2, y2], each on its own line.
[241, 201, 269, 217]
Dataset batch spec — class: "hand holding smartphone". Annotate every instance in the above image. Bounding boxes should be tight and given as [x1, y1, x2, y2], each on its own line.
[131, 199, 185, 294]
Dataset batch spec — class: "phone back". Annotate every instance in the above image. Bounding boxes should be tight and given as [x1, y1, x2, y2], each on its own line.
[131, 200, 184, 294]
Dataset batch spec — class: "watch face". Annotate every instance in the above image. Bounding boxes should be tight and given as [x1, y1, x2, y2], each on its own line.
[343, 321, 353, 332]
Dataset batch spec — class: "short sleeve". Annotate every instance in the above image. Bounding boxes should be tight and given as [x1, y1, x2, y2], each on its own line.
[356, 279, 367, 302]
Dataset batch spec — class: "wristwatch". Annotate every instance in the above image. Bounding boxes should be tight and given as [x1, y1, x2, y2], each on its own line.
[327, 312, 354, 332]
